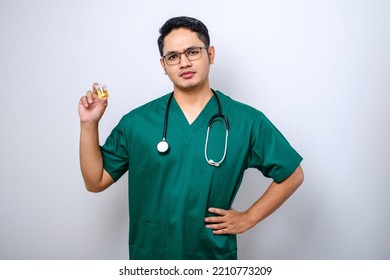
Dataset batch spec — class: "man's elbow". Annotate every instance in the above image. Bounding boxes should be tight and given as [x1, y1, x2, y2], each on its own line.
[84, 181, 110, 193]
[294, 165, 304, 188]
[82, 170, 114, 193]
[85, 184, 106, 193]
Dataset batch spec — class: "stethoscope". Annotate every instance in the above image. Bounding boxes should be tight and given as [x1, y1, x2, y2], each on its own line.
[156, 89, 229, 167]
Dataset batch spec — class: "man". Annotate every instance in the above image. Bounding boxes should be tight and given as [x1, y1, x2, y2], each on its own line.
[78, 16, 304, 260]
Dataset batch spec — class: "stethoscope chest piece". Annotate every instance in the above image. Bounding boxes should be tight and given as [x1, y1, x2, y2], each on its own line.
[157, 139, 169, 153]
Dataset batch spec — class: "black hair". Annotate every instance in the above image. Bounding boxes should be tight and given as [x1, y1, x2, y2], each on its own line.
[157, 16, 210, 57]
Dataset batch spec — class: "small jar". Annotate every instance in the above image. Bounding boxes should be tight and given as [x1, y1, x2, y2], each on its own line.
[95, 84, 109, 99]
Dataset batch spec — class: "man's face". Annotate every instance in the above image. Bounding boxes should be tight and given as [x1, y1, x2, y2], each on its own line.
[160, 28, 214, 92]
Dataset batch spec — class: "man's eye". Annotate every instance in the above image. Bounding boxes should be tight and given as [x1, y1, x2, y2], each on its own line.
[187, 50, 200, 56]
[167, 54, 178, 60]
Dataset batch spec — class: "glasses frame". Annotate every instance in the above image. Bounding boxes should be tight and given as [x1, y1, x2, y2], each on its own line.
[162, 46, 208, 65]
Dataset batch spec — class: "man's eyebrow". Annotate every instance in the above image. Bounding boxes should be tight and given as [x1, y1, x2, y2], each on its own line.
[164, 50, 178, 55]
[164, 46, 199, 55]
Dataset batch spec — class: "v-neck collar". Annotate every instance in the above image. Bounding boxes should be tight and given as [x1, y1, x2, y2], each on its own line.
[170, 93, 218, 138]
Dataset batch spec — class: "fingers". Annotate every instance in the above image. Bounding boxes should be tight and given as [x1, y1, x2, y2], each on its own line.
[78, 83, 109, 123]
[92, 82, 99, 93]
[204, 207, 228, 234]
[204, 208, 246, 235]
[79, 83, 102, 108]
[79, 91, 94, 108]
[208, 207, 227, 216]
[204, 208, 226, 224]
[213, 228, 228, 235]
[205, 215, 224, 224]
[205, 221, 228, 234]
[206, 222, 226, 230]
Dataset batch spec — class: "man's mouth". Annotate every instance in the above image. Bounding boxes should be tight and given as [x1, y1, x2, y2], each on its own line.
[180, 71, 195, 79]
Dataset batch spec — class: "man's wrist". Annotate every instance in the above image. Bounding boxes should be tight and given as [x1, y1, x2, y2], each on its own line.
[80, 120, 99, 128]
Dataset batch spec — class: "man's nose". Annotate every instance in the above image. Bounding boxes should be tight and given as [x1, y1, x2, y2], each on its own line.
[179, 53, 192, 67]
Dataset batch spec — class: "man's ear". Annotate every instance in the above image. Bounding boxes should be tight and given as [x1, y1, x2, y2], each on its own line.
[160, 58, 167, 75]
[208, 46, 215, 65]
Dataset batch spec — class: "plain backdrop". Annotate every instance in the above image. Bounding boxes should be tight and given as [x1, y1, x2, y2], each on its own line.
[1, 0, 389, 259]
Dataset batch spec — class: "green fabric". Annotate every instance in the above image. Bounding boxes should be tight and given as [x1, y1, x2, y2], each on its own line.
[101, 90, 302, 260]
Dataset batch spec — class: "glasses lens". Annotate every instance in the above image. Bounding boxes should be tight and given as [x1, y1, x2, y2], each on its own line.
[186, 47, 202, 61]
[165, 53, 179, 65]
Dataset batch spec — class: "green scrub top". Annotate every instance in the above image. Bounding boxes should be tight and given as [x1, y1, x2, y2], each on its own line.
[101, 90, 302, 260]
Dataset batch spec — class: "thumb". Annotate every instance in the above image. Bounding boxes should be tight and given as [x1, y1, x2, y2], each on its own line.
[96, 97, 109, 116]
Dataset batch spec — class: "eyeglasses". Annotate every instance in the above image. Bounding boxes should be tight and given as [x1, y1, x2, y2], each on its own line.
[162, 47, 208, 65]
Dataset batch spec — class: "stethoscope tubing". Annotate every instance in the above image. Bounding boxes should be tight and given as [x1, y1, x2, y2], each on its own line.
[162, 93, 174, 141]
[157, 90, 229, 167]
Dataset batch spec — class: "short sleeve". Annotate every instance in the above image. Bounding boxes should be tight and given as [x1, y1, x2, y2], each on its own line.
[247, 113, 302, 183]
[101, 118, 130, 182]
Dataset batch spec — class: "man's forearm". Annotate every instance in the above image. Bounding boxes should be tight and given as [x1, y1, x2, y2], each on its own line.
[246, 165, 304, 227]
[79, 122, 105, 191]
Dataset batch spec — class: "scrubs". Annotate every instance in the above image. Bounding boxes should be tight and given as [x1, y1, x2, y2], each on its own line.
[101, 90, 302, 260]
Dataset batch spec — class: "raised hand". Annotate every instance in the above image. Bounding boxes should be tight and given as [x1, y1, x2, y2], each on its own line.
[78, 83, 108, 124]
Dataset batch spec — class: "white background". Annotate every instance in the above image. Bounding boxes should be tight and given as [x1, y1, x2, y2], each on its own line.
[0, 0, 389, 259]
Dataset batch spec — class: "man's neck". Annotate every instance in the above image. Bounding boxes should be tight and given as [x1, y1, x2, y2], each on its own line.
[173, 85, 213, 124]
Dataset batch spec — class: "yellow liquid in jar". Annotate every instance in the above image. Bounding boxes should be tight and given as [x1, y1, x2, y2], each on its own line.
[97, 88, 109, 99]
